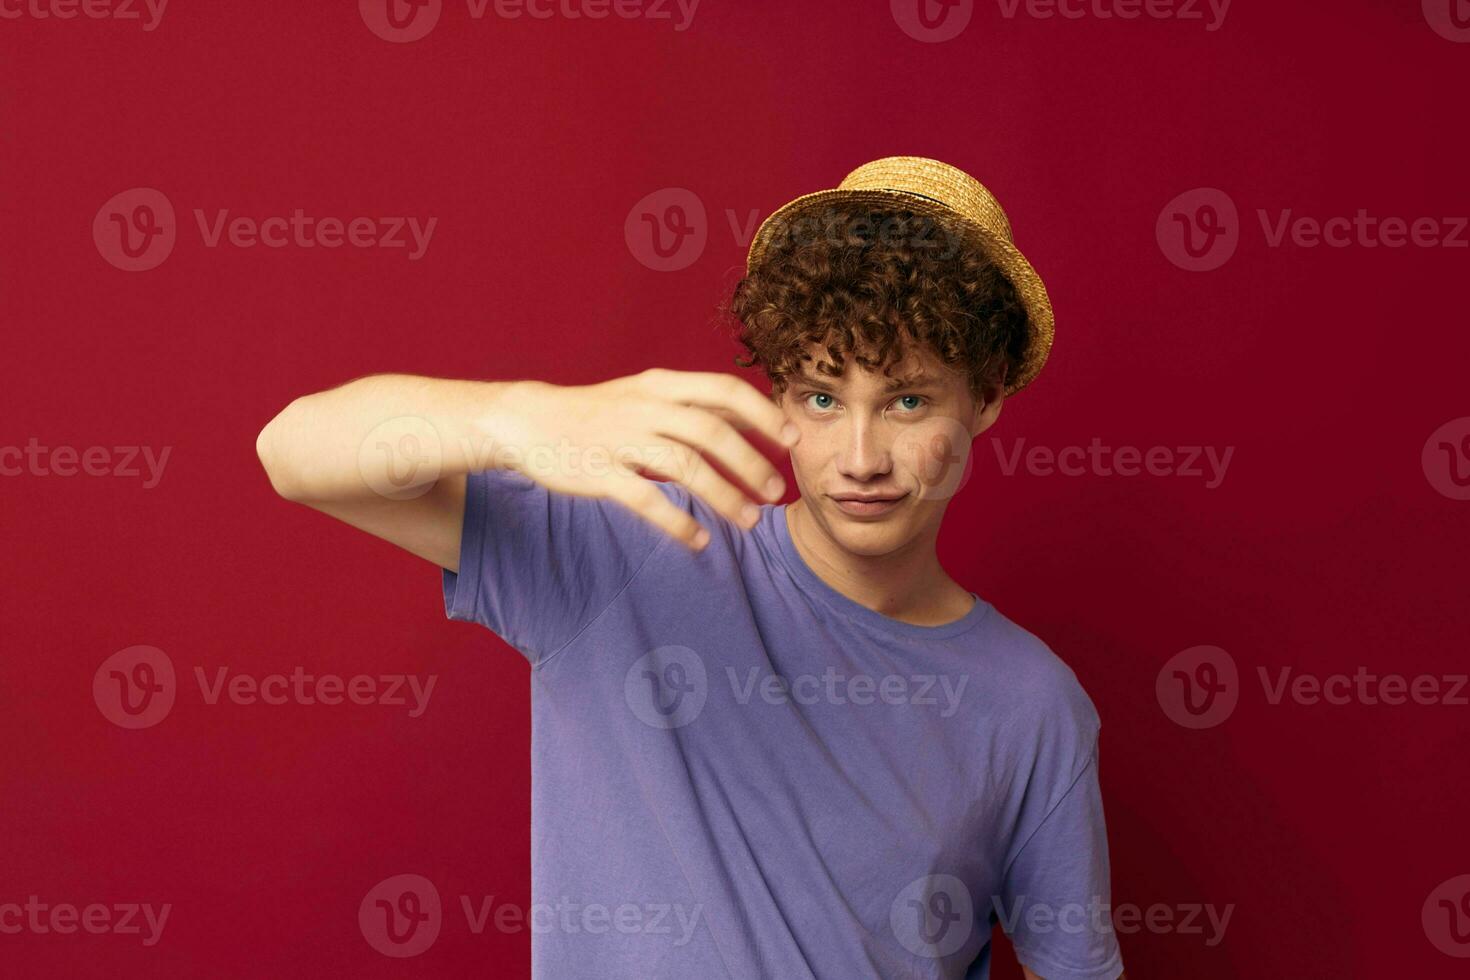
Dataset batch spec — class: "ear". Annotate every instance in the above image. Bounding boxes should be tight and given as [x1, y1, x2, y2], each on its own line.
[968, 377, 1005, 438]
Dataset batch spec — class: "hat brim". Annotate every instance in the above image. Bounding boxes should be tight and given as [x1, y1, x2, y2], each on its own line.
[745, 188, 1053, 397]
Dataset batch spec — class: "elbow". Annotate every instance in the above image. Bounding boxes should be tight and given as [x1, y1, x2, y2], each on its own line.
[255, 407, 305, 502]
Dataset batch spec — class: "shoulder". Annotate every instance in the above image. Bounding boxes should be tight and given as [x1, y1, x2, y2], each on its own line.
[975, 606, 1101, 756]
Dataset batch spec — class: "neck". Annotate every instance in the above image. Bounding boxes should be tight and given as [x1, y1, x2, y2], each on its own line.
[784, 496, 974, 628]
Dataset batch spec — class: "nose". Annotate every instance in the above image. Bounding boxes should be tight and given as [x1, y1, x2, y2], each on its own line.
[835, 413, 893, 483]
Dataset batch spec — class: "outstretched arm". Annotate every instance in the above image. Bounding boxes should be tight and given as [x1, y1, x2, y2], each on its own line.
[254, 370, 798, 569]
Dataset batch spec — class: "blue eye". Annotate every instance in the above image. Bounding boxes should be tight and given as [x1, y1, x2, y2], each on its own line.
[802, 392, 925, 412]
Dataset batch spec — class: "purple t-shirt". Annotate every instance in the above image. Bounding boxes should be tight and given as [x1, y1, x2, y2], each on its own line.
[443, 468, 1123, 980]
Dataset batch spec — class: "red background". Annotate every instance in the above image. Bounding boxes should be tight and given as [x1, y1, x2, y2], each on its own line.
[3, 0, 1468, 976]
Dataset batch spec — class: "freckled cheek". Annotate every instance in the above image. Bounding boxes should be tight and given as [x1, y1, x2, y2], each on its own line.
[785, 436, 825, 482]
[893, 419, 975, 494]
[788, 424, 851, 489]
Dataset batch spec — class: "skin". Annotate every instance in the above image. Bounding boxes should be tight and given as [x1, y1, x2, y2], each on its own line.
[253, 343, 1004, 633]
[255, 370, 794, 573]
[255, 351, 1121, 980]
[775, 347, 1126, 979]
[774, 339, 1004, 627]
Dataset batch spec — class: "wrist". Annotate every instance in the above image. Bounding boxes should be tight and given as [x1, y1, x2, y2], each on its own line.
[468, 378, 548, 475]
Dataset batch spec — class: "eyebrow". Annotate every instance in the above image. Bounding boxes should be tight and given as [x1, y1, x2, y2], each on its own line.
[792, 370, 942, 392]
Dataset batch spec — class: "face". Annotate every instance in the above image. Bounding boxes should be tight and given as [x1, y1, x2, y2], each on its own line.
[775, 341, 1005, 558]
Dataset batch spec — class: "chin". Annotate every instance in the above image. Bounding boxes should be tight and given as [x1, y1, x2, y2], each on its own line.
[820, 500, 917, 556]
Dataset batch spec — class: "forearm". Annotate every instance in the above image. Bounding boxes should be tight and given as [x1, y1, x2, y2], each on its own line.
[255, 373, 523, 502]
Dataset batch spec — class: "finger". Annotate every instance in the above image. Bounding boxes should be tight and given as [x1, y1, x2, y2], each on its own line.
[639, 369, 797, 449]
[632, 439, 766, 531]
[604, 474, 711, 551]
[648, 404, 786, 504]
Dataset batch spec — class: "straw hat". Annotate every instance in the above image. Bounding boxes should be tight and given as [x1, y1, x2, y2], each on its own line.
[745, 156, 1053, 396]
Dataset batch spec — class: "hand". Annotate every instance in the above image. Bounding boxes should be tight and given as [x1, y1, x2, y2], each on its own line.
[483, 369, 800, 550]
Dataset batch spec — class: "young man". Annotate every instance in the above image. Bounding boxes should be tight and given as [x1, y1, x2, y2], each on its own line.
[256, 157, 1125, 979]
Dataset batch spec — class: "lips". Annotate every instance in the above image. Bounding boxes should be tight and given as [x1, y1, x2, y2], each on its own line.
[828, 492, 908, 517]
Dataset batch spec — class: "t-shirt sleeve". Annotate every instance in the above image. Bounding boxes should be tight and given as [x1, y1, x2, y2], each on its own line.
[995, 742, 1124, 980]
[441, 468, 677, 667]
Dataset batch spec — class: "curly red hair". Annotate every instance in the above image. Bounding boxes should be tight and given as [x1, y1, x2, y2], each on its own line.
[725, 206, 1030, 403]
